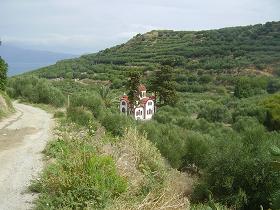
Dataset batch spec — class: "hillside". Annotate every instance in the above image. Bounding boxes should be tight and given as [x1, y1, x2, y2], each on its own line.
[0, 44, 77, 76]
[28, 21, 280, 84]
[7, 21, 280, 209]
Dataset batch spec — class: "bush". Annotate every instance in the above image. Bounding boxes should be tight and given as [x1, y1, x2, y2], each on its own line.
[7, 77, 65, 107]
[198, 102, 231, 123]
[232, 116, 262, 132]
[232, 101, 267, 124]
[100, 112, 133, 136]
[234, 77, 268, 98]
[262, 93, 280, 131]
[180, 131, 210, 169]
[67, 106, 93, 126]
[192, 126, 280, 209]
[69, 92, 105, 119]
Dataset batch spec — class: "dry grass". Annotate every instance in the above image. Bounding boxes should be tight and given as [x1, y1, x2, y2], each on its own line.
[51, 122, 194, 210]
[102, 128, 194, 210]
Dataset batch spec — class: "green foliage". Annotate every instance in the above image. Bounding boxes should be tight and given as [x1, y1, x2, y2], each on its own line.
[232, 98, 267, 123]
[262, 93, 280, 130]
[267, 78, 280, 94]
[126, 71, 140, 106]
[69, 92, 105, 119]
[66, 106, 93, 126]
[234, 77, 268, 98]
[150, 65, 178, 106]
[7, 77, 65, 107]
[270, 145, 280, 209]
[53, 111, 65, 118]
[262, 94, 280, 130]
[232, 116, 261, 132]
[191, 202, 229, 210]
[0, 57, 8, 91]
[32, 135, 127, 209]
[100, 112, 134, 137]
[193, 125, 280, 209]
[198, 102, 231, 123]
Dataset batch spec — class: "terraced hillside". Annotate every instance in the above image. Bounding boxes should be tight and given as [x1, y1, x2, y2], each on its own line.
[7, 21, 280, 209]
[27, 21, 280, 85]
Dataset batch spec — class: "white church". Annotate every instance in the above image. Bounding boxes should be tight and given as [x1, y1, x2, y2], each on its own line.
[120, 84, 156, 120]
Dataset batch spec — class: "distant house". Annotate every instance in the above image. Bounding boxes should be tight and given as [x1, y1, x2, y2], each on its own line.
[120, 84, 155, 120]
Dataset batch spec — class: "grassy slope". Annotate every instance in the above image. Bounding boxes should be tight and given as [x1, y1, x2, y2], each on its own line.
[30, 118, 195, 209]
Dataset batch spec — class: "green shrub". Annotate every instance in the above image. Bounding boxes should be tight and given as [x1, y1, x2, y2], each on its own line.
[69, 92, 105, 119]
[180, 131, 210, 169]
[100, 112, 133, 136]
[193, 126, 280, 209]
[198, 102, 231, 123]
[232, 101, 267, 124]
[7, 77, 65, 107]
[234, 77, 268, 98]
[262, 93, 280, 131]
[67, 106, 93, 126]
[232, 116, 261, 132]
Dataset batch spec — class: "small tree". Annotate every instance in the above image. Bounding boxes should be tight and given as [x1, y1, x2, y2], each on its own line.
[0, 57, 8, 91]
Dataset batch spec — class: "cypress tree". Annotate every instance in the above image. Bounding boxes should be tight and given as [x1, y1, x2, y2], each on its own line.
[126, 71, 140, 107]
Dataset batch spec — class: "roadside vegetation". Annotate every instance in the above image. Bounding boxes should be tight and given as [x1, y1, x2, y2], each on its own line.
[7, 21, 280, 209]
[0, 56, 14, 118]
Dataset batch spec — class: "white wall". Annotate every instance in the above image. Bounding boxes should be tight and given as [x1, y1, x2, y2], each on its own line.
[145, 100, 154, 120]
[134, 107, 144, 120]
[120, 100, 127, 115]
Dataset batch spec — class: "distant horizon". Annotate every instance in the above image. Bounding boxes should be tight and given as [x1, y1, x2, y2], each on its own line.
[2, 20, 279, 55]
[1, 0, 279, 54]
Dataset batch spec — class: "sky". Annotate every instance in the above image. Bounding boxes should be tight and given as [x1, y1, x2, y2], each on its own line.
[0, 0, 280, 54]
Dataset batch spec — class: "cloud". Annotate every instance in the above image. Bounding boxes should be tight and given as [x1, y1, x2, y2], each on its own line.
[0, 0, 279, 54]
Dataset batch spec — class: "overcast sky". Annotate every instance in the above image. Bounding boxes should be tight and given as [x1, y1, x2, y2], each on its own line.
[1, 0, 279, 54]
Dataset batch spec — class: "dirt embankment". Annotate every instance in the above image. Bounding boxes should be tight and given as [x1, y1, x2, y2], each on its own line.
[0, 92, 14, 118]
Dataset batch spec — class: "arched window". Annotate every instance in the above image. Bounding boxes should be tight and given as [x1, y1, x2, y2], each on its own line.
[136, 110, 140, 116]
[122, 101, 126, 106]
[122, 107, 126, 113]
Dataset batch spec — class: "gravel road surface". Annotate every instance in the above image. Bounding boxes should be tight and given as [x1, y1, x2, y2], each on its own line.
[0, 102, 53, 210]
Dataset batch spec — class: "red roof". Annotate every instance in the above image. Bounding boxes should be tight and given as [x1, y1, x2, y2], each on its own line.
[138, 84, 146, 92]
[140, 97, 154, 106]
[121, 95, 129, 103]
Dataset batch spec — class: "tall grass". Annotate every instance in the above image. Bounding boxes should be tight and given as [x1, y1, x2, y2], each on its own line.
[30, 125, 127, 209]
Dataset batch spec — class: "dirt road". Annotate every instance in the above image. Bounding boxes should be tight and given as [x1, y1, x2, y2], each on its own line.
[0, 102, 53, 210]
